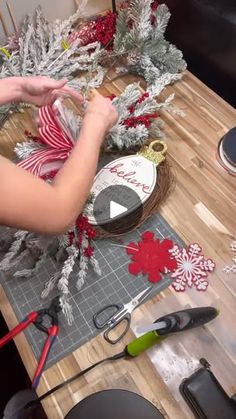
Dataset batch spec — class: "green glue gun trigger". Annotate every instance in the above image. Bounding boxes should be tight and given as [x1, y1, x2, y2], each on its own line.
[125, 306, 219, 358]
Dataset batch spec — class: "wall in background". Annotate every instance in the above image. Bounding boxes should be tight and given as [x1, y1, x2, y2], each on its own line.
[0, 0, 72, 40]
[0, 0, 119, 41]
[76, 0, 118, 15]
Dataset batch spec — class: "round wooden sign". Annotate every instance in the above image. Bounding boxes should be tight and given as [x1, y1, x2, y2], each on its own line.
[87, 141, 167, 225]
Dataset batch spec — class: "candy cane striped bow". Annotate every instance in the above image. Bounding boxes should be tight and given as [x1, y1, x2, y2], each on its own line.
[18, 105, 73, 177]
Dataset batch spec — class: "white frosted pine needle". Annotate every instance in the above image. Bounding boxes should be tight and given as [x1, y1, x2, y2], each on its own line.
[76, 235, 88, 290]
[223, 240, 236, 274]
[14, 140, 45, 160]
[230, 241, 236, 252]
[58, 245, 79, 295]
[60, 295, 74, 325]
[0, 231, 28, 270]
[14, 252, 48, 278]
[76, 254, 88, 291]
[90, 255, 101, 276]
[6, 249, 29, 270]
[41, 272, 61, 299]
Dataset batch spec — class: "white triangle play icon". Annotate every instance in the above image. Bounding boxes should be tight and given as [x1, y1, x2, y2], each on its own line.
[110, 201, 128, 219]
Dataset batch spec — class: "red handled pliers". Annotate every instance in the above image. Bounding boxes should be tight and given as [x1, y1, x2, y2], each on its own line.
[0, 296, 61, 389]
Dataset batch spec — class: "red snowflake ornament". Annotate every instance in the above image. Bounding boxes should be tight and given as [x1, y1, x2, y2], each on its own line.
[169, 243, 215, 292]
[126, 231, 177, 283]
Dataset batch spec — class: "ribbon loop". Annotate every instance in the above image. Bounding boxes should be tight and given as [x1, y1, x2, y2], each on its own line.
[18, 105, 74, 177]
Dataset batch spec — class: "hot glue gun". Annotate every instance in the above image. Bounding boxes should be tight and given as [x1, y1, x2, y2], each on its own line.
[125, 306, 219, 357]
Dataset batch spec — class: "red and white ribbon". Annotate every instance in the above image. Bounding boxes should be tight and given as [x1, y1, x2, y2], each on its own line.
[18, 105, 73, 177]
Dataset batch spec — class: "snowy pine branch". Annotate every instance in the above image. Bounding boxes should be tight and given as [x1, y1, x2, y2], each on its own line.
[0, 5, 103, 93]
[0, 231, 27, 270]
[154, 4, 171, 36]
[41, 272, 61, 299]
[128, 0, 153, 44]
[15, 140, 45, 160]
[112, 2, 186, 86]
[147, 72, 182, 97]
[14, 252, 48, 278]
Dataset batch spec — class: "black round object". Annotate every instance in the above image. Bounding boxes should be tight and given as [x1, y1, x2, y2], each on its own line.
[217, 139, 236, 176]
[3, 389, 39, 419]
[221, 127, 236, 166]
[65, 389, 164, 419]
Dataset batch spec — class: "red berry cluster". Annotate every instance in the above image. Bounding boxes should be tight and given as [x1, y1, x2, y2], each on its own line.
[68, 231, 75, 246]
[24, 130, 42, 143]
[84, 246, 94, 257]
[95, 11, 117, 48]
[124, 113, 158, 128]
[151, 0, 160, 12]
[69, 1, 159, 47]
[76, 215, 96, 239]
[67, 215, 97, 257]
[69, 11, 117, 50]
[107, 94, 116, 100]
[41, 170, 59, 181]
[76, 215, 90, 231]
[139, 92, 150, 102]
[123, 92, 158, 129]
[128, 92, 149, 114]
[151, 1, 160, 25]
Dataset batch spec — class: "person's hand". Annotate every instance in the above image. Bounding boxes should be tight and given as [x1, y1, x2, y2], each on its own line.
[84, 93, 118, 132]
[18, 76, 83, 106]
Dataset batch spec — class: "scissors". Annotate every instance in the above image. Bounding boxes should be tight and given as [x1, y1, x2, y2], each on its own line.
[93, 286, 153, 344]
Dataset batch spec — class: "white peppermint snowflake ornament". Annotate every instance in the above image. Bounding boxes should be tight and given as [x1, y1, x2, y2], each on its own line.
[169, 243, 215, 292]
[223, 240, 236, 274]
[230, 241, 236, 252]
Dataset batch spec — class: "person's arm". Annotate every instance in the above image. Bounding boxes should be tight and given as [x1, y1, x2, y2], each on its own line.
[0, 95, 118, 234]
[0, 76, 83, 106]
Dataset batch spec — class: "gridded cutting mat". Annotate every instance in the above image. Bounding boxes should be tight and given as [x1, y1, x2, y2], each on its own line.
[0, 215, 185, 369]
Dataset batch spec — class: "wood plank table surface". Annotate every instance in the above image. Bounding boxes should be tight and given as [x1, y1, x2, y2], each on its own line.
[0, 70, 236, 418]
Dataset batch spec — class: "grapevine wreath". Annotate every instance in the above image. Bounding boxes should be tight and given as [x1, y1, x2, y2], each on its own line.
[16, 88, 175, 237]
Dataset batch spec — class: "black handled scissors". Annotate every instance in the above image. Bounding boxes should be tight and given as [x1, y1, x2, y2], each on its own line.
[93, 286, 153, 344]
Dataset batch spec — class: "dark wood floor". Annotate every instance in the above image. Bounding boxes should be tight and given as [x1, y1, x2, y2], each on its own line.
[0, 313, 48, 418]
[0, 312, 29, 414]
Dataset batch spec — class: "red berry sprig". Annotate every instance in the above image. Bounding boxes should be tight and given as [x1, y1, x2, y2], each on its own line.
[76, 215, 89, 231]
[24, 130, 42, 143]
[41, 169, 59, 181]
[151, 1, 160, 24]
[84, 246, 94, 257]
[69, 11, 117, 50]
[151, 0, 160, 12]
[107, 94, 116, 101]
[69, 1, 159, 47]
[68, 231, 75, 246]
[124, 113, 158, 128]
[69, 215, 97, 256]
[124, 92, 158, 129]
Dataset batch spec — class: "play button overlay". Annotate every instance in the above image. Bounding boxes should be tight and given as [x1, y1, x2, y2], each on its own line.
[90, 185, 143, 234]
[110, 201, 128, 219]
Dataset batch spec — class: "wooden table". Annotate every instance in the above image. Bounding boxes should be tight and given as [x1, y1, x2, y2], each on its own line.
[0, 70, 236, 418]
